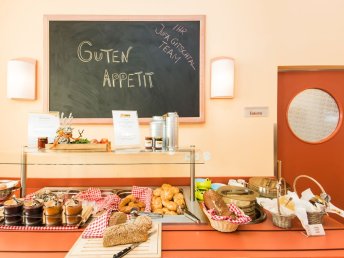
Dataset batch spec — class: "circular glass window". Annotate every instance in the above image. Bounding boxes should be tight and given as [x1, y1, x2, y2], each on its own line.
[287, 89, 340, 143]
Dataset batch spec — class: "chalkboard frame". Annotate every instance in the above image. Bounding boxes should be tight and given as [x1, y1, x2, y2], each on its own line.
[43, 15, 205, 124]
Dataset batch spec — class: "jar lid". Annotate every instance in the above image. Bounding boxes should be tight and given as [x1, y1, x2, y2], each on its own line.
[152, 116, 164, 121]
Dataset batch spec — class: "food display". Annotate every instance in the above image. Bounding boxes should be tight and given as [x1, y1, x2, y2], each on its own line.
[45, 113, 110, 151]
[118, 194, 146, 214]
[151, 183, 185, 215]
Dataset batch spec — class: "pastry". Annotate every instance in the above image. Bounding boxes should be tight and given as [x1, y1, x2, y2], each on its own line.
[152, 184, 185, 215]
[151, 196, 163, 210]
[119, 194, 146, 214]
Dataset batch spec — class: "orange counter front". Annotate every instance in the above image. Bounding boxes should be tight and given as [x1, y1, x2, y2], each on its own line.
[0, 215, 344, 258]
[1, 177, 344, 258]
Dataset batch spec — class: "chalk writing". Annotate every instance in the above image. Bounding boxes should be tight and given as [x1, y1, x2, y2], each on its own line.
[103, 69, 154, 88]
[155, 23, 196, 70]
[77, 41, 133, 63]
[173, 24, 188, 35]
[159, 41, 181, 63]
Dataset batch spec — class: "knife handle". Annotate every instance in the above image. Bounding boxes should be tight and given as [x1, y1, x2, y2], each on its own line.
[113, 246, 131, 258]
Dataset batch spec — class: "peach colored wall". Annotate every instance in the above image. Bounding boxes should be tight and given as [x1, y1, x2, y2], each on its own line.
[1, 0, 344, 179]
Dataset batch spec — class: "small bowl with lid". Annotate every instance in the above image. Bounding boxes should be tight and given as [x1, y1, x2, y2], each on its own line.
[195, 178, 212, 190]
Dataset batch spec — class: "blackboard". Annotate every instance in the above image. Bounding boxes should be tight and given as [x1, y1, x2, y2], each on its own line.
[44, 15, 205, 124]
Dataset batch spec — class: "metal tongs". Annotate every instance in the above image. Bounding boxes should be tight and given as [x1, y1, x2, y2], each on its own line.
[130, 208, 163, 219]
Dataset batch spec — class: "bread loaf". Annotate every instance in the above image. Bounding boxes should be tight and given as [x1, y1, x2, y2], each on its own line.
[103, 216, 152, 247]
[203, 190, 234, 217]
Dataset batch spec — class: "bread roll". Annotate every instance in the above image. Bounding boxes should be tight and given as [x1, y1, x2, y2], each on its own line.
[203, 190, 234, 217]
[108, 212, 127, 226]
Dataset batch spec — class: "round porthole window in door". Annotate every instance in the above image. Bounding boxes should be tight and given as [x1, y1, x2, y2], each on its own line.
[287, 88, 341, 143]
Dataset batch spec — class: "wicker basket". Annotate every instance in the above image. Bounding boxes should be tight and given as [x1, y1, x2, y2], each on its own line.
[203, 207, 238, 232]
[293, 175, 327, 225]
[0, 188, 14, 202]
[271, 177, 295, 229]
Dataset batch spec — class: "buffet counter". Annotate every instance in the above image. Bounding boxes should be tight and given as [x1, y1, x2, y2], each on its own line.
[0, 178, 344, 258]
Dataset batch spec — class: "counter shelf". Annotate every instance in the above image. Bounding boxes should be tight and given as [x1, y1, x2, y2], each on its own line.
[0, 145, 203, 200]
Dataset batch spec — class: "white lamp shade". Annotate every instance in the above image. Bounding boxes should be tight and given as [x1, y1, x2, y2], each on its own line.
[211, 57, 234, 98]
[7, 58, 36, 100]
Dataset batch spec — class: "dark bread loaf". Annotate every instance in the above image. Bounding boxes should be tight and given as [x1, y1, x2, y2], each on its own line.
[203, 190, 234, 217]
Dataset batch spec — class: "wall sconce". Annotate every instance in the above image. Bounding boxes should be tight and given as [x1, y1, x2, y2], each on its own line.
[7, 58, 36, 100]
[210, 57, 235, 98]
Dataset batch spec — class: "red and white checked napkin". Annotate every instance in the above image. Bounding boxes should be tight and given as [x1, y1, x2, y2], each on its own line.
[131, 185, 153, 212]
[82, 186, 152, 238]
[202, 202, 252, 224]
[76, 187, 103, 202]
[0, 224, 78, 231]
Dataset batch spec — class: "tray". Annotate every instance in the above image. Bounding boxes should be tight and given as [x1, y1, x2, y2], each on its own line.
[0, 205, 93, 231]
[45, 143, 110, 152]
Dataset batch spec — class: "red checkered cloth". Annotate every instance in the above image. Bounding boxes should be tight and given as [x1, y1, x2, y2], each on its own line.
[0, 224, 78, 231]
[82, 210, 111, 238]
[202, 202, 252, 224]
[81, 186, 153, 238]
[97, 194, 121, 212]
[75, 187, 103, 202]
[132, 186, 152, 212]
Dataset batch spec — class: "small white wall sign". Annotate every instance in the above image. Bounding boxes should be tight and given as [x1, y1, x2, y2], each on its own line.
[244, 106, 269, 117]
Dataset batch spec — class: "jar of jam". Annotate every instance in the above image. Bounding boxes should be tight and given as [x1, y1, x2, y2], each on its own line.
[144, 137, 153, 150]
[154, 137, 163, 151]
[38, 137, 48, 149]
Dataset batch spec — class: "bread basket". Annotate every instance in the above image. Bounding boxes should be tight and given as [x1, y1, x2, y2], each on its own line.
[293, 175, 327, 225]
[202, 202, 251, 233]
[271, 178, 295, 229]
[0, 180, 19, 202]
[203, 207, 239, 232]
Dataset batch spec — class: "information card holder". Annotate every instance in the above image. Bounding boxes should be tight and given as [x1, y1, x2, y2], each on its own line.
[28, 112, 60, 147]
[303, 224, 326, 237]
[112, 110, 141, 151]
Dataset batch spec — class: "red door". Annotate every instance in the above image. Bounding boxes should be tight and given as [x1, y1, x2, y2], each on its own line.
[278, 68, 344, 223]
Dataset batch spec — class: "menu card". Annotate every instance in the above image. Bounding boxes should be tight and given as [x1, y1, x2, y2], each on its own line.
[112, 110, 140, 150]
[28, 112, 60, 147]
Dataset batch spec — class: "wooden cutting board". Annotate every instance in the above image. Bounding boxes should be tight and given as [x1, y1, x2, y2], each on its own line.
[66, 222, 161, 258]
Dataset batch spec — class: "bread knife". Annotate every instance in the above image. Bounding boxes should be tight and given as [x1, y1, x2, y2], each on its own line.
[113, 242, 140, 258]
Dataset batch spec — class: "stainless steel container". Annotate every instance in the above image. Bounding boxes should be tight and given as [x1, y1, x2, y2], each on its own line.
[165, 112, 179, 151]
[150, 116, 165, 145]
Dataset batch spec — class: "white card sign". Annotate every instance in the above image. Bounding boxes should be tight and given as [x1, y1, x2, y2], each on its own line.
[28, 112, 60, 147]
[112, 110, 140, 149]
[304, 224, 325, 236]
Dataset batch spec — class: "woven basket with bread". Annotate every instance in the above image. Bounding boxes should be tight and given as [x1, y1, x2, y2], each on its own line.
[202, 190, 251, 232]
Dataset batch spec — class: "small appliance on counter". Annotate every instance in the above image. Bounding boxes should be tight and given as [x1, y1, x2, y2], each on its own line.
[148, 112, 179, 151]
